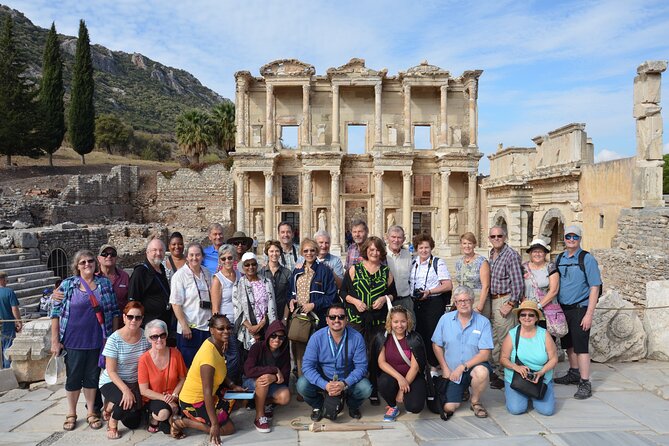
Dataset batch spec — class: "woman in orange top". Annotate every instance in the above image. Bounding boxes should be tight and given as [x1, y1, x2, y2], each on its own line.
[138, 319, 187, 436]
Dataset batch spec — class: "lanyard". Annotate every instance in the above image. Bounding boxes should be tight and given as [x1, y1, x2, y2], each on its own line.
[328, 329, 347, 364]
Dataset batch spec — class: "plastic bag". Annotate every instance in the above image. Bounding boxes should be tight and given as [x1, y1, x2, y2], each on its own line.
[45, 351, 66, 385]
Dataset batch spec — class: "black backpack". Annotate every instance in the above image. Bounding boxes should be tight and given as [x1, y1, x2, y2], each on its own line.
[555, 250, 603, 299]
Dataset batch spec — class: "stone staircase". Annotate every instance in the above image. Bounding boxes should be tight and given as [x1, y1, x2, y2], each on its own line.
[0, 249, 59, 315]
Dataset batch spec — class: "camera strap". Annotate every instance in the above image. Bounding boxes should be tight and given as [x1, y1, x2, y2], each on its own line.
[191, 267, 210, 305]
[412, 255, 433, 293]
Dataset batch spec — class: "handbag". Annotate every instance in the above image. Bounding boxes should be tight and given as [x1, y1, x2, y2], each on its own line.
[510, 328, 547, 400]
[543, 302, 568, 338]
[288, 306, 316, 343]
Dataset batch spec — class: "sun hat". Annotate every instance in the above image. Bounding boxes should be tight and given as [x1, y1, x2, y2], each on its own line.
[512, 300, 545, 321]
[98, 244, 117, 256]
[526, 238, 550, 253]
[564, 225, 582, 237]
[226, 231, 253, 246]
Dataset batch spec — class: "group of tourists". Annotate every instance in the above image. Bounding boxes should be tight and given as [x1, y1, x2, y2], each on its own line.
[35, 217, 601, 444]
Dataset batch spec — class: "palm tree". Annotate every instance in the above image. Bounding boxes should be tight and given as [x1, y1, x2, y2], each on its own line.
[175, 109, 214, 164]
[211, 100, 235, 156]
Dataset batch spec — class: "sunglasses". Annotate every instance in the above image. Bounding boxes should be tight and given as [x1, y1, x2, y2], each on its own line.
[219, 256, 233, 261]
[149, 332, 167, 341]
[519, 312, 537, 318]
[125, 314, 144, 321]
[213, 325, 232, 331]
[78, 259, 96, 266]
[303, 249, 316, 253]
[233, 241, 246, 246]
[243, 262, 258, 267]
[99, 252, 117, 258]
[489, 235, 504, 239]
[328, 314, 346, 321]
[565, 234, 581, 240]
[269, 333, 286, 340]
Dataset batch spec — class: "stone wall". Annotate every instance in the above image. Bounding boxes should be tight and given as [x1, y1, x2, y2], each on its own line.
[593, 208, 669, 307]
[35, 225, 110, 265]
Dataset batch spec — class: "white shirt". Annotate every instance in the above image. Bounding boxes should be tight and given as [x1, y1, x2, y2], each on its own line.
[169, 265, 212, 333]
[386, 248, 412, 297]
[409, 256, 451, 294]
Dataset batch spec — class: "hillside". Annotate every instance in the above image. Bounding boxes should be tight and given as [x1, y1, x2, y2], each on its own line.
[0, 5, 228, 134]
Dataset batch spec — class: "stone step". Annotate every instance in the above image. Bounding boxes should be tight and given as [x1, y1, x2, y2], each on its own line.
[6, 270, 55, 284]
[8, 277, 57, 293]
[0, 264, 51, 276]
[0, 252, 37, 263]
[0, 259, 41, 269]
[14, 284, 54, 300]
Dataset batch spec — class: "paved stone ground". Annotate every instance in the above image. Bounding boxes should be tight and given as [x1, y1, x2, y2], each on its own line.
[0, 361, 667, 446]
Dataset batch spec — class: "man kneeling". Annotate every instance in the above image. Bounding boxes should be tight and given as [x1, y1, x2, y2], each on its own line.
[432, 286, 493, 419]
[297, 303, 372, 421]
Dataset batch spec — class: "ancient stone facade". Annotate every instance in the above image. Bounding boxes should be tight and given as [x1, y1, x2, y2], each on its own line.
[233, 58, 483, 254]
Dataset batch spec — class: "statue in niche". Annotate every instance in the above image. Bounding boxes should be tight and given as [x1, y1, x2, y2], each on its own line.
[252, 126, 262, 146]
[317, 124, 327, 145]
[451, 126, 462, 146]
[318, 209, 327, 232]
[387, 212, 396, 230]
[449, 212, 458, 235]
[388, 127, 398, 146]
[255, 211, 263, 235]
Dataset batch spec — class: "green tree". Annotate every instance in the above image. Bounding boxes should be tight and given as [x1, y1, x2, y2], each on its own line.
[68, 19, 95, 165]
[175, 109, 214, 164]
[95, 114, 133, 155]
[211, 100, 235, 156]
[37, 22, 65, 167]
[663, 153, 668, 195]
[0, 17, 41, 166]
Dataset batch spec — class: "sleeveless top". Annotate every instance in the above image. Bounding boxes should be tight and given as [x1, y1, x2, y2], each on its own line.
[214, 270, 238, 322]
[503, 325, 553, 383]
[346, 263, 390, 326]
[455, 255, 486, 291]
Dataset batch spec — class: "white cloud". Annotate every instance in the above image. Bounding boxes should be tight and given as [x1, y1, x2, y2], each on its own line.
[595, 149, 625, 163]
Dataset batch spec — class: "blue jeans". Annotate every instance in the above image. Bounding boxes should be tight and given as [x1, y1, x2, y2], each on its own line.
[504, 380, 555, 416]
[1, 334, 15, 369]
[177, 329, 210, 368]
[297, 376, 372, 411]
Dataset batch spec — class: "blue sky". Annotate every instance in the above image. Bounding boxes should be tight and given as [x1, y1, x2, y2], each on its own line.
[5, 0, 669, 172]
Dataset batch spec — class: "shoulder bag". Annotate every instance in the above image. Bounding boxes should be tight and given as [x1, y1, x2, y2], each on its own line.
[510, 328, 548, 400]
[524, 263, 568, 338]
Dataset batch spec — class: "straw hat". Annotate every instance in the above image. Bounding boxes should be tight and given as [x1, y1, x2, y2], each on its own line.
[512, 300, 545, 321]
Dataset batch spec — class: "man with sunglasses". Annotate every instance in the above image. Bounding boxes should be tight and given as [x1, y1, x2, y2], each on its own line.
[297, 303, 372, 421]
[554, 225, 601, 400]
[98, 245, 129, 312]
[487, 226, 523, 389]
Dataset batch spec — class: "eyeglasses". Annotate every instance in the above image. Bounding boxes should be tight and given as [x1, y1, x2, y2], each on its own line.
[149, 332, 167, 341]
[454, 299, 472, 305]
[213, 325, 232, 331]
[78, 259, 96, 266]
[565, 234, 581, 241]
[243, 262, 257, 268]
[269, 333, 286, 340]
[328, 314, 346, 321]
[233, 241, 246, 246]
[303, 249, 316, 253]
[489, 235, 504, 239]
[219, 256, 233, 261]
[125, 314, 144, 321]
[519, 312, 537, 318]
[99, 252, 117, 258]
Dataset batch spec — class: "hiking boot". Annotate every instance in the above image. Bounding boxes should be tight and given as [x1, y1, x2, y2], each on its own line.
[254, 416, 271, 433]
[555, 369, 581, 385]
[574, 380, 592, 399]
[383, 406, 400, 422]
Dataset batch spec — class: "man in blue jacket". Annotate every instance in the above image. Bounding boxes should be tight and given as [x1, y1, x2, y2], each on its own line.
[297, 303, 372, 421]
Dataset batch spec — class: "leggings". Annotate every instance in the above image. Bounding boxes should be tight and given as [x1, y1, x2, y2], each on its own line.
[100, 382, 143, 429]
[415, 294, 448, 367]
[377, 372, 426, 413]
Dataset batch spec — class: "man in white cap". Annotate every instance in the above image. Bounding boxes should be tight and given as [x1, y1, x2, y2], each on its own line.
[554, 225, 601, 400]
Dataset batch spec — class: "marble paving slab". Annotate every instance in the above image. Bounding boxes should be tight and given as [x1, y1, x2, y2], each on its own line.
[0, 400, 53, 432]
[594, 390, 669, 433]
[0, 431, 53, 445]
[551, 430, 659, 446]
[422, 434, 552, 446]
[412, 416, 505, 441]
[533, 398, 644, 433]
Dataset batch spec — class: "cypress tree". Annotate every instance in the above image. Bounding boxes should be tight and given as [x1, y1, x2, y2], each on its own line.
[68, 19, 95, 165]
[0, 16, 40, 166]
[38, 22, 65, 167]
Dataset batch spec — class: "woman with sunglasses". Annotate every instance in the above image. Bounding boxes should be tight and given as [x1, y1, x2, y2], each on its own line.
[170, 243, 213, 367]
[288, 238, 337, 377]
[523, 239, 559, 329]
[50, 250, 121, 433]
[499, 301, 557, 416]
[455, 232, 490, 317]
[138, 319, 187, 436]
[233, 252, 278, 352]
[98, 301, 151, 439]
[243, 320, 291, 433]
[163, 232, 187, 284]
[172, 314, 245, 445]
[259, 240, 292, 321]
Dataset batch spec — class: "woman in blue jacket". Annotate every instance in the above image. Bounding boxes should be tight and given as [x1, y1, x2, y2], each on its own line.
[287, 238, 337, 376]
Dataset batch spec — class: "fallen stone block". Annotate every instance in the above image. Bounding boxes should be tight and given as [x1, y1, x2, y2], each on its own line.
[644, 280, 669, 361]
[591, 290, 646, 362]
[0, 368, 19, 393]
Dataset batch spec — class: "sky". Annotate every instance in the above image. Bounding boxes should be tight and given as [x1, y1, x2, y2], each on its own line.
[5, 0, 669, 172]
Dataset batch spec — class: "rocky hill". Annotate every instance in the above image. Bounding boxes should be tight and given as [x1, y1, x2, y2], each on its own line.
[0, 5, 227, 134]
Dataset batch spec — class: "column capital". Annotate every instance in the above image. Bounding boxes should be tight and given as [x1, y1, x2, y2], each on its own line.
[373, 170, 384, 180]
[375, 83, 383, 95]
[402, 171, 413, 181]
[440, 169, 451, 178]
[468, 170, 478, 178]
[440, 84, 448, 94]
[303, 83, 311, 93]
[263, 171, 274, 180]
[403, 83, 411, 95]
[330, 169, 341, 179]
[266, 83, 274, 94]
[302, 170, 312, 180]
[332, 84, 339, 94]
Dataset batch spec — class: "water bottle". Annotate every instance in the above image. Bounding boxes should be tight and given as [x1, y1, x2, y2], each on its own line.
[409, 243, 414, 255]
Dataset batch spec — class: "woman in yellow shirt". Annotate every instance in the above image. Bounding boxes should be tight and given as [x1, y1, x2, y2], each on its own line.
[172, 315, 244, 443]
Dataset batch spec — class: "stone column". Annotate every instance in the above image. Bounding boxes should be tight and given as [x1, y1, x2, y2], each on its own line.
[440, 84, 448, 145]
[468, 171, 477, 232]
[402, 171, 412, 231]
[302, 84, 311, 145]
[264, 172, 274, 238]
[374, 83, 383, 145]
[440, 170, 451, 250]
[302, 171, 312, 238]
[330, 170, 341, 255]
[332, 84, 340, 145]
[467, 80, 478, 147]
[235, 171, 247, 231]
[374, 171, 384, 236]
[266, 83, 274, 147]
[236, 78, 248, 147]
[403, 84, 412, 146]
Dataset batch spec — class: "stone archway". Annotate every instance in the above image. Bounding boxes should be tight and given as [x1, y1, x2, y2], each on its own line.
[47, 248, 68, 280]
[538, 208, 565, 258]
[491, 209, 509, 236]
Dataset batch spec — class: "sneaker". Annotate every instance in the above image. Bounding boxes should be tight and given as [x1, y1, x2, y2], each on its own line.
[574, 380, 592, 399]
[555, 369, 581, 385]
[254, 416, 271, 433]
[311, 408, 323, 421]
[264, 404, 274, 420]
[383, 406, 400, 422]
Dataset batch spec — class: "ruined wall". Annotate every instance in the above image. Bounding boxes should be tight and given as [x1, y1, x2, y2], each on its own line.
[580, 157, 635, 249]
[35, 226, 109, 265]
[592, 208, 669, 306]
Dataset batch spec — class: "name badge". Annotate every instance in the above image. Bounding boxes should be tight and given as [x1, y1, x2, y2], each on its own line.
[472, 329, 481, 334]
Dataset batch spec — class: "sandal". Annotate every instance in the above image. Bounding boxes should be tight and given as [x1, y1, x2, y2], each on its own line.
[86, 414, 102, 430]
[170, 415, 187, 440]
[147, 420, 160, 434]
[63, 414, 77, 431]
[470, 402, 488, 418]
[106, 420, 120, 440]
[102, 405, 111, 422]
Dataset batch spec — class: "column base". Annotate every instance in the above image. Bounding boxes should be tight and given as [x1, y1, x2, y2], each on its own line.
[437, 244, 452, 257]
[330, 244, 343, 257]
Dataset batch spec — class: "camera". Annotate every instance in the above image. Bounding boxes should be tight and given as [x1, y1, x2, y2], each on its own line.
[199, 301, 212, 310]
[412, 288, 425, 301]
[526, 372, 536, 381]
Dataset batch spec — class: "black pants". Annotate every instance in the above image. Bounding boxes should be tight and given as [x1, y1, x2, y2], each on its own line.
[350, 322, 385, 396]
[377, 372, 426, 413]
[415, 294, 448, 367]
[100, 382, 143, 429]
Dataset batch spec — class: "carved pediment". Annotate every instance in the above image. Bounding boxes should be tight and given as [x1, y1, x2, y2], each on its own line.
[260, 59, 315, 77]
[401, 60, 450, 78]
[327, 58, 387, 78]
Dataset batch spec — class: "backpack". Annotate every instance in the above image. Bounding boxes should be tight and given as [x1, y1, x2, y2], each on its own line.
[555, 250, 603, 299]
[411, 256, 440, 275]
